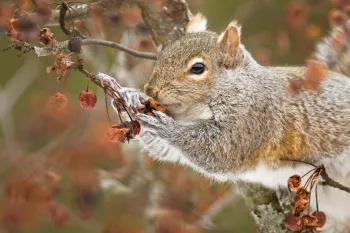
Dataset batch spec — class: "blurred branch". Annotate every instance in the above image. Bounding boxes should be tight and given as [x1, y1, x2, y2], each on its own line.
[0, 59, 41, 121]
[81, 38, 158, 60]
[58, 2, 85, 37]
[48, 0, 126, 25]
[199, 186, 236, 227]
[137, 0, 192, 46]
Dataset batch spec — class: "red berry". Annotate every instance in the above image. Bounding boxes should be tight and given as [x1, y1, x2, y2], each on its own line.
[284, 212, 303, 231]
[312, 211, 326, 228]
[79, 91, 97, 109]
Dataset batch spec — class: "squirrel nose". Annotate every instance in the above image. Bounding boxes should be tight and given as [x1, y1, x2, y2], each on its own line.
[144, 84, 159, 99]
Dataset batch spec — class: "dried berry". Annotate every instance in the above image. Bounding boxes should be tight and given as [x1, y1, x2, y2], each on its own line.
[6, 18, 20, 41]
[105, 125, 130, 143]
[312, 211, 326, 228]
[48, 92, 68, 110]
[302, 215, 318, 227]
[79, 91, 97, 110]
[284, 212, 303, 231]
[47, 55, 73, 81]
[293, 199, 309, 217]
[288, 174, 302, 191]
[39, 28, 54, 46]
[143, 97, 166, 115]
[296, 188, 310, 201]
[130, 120, 141, 136]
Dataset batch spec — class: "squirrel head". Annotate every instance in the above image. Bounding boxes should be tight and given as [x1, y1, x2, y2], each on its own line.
[144, 14, 254, 117]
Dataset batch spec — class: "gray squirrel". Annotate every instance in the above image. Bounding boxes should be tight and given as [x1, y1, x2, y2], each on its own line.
[117, 14, 350, 232]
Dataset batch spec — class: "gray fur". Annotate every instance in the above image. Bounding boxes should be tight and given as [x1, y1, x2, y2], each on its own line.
[132, 29, 350, 178]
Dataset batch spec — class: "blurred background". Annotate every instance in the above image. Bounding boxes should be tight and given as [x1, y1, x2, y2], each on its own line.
[0, 0, 345, 232]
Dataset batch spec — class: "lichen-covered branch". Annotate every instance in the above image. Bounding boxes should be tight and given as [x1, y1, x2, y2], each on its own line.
[237, 182, 289, 233]
[10, 38, 157, 60]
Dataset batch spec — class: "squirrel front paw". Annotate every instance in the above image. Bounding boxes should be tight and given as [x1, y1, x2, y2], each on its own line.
[136, 111, 183, 163]
[136, 111, 179, 138]
[118, 87, 147, 109]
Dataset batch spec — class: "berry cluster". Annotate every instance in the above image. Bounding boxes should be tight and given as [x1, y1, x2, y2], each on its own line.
[284, 168, 326, 233]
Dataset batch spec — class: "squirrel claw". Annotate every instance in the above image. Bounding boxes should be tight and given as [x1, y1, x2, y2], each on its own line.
[136, 113, 159, 127]
[151, 110, 170, 123]
[118, 87, 145, 109]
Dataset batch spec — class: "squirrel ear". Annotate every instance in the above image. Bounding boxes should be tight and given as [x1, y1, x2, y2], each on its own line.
[217, 21, 241, 56]
[185, 13, 207, 33]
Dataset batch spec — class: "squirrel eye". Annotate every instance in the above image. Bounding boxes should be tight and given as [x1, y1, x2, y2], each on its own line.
[190, 62, 205, 74]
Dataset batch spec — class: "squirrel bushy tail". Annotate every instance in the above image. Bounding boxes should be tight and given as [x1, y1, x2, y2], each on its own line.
[314, 19, 350, 76]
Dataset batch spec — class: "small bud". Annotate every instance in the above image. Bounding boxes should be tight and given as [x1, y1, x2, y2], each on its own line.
[79, 91, 97, 109]
[48, 92, 68, 110]
[68, 38, 82, 53]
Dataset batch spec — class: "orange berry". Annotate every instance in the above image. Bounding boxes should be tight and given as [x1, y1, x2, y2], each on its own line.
[48, 92, 68, 110]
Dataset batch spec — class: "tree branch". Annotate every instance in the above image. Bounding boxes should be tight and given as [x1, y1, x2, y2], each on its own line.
[237, 182, 288, 233]
[81, 38, 158, 60]
[7, 38, 157, 60]
[320, 165, 350, 194]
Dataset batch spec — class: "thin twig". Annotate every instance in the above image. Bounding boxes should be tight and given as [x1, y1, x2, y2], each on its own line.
[81, 38, 158, 60]
[58, 2, 84, 37]
[280, 159, 318, 168]
[104, 89, 112, 126]
[320, 165, 350, 194]
[315, 184, 319, 212]
[282, 159, 350, 194]
[59, 2, 71, 35]
[301, 168, 317, 179]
